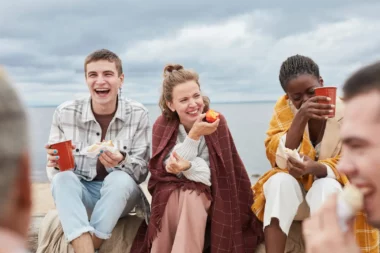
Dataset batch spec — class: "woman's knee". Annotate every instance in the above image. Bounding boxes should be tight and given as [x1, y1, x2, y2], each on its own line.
[306, 178, 342, 213]
[264, 173, 298, 191]
[181, 190, 211, 211]
[310, 178, 342, 195]
[263, 172, 304, 216]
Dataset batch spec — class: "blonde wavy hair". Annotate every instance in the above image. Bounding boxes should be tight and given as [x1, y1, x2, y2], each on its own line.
[159, 64, 210, 120]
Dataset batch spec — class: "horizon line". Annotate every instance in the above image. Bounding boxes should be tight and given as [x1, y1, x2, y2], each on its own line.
[27, 100, 277, 108]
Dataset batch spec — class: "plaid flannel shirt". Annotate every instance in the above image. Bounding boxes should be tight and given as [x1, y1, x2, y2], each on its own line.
[46, 96, 151, 222]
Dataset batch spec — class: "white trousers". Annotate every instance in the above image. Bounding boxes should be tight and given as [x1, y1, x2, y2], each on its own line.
[263, 172, 342, 235]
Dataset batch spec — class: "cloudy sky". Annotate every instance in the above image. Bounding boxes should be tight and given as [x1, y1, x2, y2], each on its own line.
[2, 0, 380, 106]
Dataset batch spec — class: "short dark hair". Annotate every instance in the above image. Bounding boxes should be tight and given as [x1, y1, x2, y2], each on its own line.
[84, 49, 123, 76]
[343, 61, 380, 101]
[279, 54, 320, 91]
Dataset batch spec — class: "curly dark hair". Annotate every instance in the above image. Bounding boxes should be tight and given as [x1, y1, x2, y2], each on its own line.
[279, 54, 320, 91]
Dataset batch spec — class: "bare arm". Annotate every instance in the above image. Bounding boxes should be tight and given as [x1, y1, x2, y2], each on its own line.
[285, 112, 309, 149]
[285, 96, 333, 149]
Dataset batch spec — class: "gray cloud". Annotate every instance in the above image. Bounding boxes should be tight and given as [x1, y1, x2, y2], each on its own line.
[1, 0, 380, 106]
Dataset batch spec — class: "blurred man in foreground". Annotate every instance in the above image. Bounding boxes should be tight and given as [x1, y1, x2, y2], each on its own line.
[0, 68, 32, 253]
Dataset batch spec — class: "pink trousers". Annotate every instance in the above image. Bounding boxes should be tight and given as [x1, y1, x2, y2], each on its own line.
[151, 189, 211, 253]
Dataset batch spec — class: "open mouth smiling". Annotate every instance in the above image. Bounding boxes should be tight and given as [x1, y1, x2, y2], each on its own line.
[95, 88, 110, 96]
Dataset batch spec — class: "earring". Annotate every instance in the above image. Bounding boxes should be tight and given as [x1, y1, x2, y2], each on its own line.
[119, 87, 122, 98]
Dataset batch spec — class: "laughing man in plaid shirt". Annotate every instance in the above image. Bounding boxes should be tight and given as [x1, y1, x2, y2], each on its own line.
[45, 49, 150, 253]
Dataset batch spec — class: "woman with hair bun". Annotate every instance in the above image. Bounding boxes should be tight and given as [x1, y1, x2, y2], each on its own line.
[131, 64, 264, 253]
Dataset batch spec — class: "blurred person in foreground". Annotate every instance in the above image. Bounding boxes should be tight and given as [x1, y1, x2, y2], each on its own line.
[0, 68, 31, 253]
[303, 61, 380, 253]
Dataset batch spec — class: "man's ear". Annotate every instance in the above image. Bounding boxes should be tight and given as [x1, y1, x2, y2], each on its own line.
[119, 73, 125, 87]
[17, 151, 32, 213]
[166, 101, 175, 112]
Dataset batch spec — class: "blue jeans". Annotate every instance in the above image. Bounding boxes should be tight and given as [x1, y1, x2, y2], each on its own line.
[51, 170, 140, 242]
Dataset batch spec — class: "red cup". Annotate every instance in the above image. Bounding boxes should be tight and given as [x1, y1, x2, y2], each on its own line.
[50, 140, 75, 171]
[314, 87, 337, 118]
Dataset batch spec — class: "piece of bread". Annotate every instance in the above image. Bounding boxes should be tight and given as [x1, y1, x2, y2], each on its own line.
[87, 140, 114, 152]
[337, 184, 364, 231]
[101, 140, 114, 147]
[284, 147, 303, 161]
[87, 143, 100, 152]
[284, 148, 298, 157]
[340, 184, 364, 212]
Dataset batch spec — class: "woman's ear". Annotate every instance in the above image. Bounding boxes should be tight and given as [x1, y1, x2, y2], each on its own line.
[319, 76, 324, 86]
[166, 101, 175, 112]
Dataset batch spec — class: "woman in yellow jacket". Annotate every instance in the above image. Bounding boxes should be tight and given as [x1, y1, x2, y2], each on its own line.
[252, 54, 379, 253]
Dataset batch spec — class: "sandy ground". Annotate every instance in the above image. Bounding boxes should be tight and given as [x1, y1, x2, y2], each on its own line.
[32, 183, 55, 215]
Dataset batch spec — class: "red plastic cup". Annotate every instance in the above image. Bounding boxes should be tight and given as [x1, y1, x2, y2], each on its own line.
[50, 140, 75, 171]
[314, 87, 337, 118]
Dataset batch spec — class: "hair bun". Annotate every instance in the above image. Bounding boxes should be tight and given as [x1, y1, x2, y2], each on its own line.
[163, 64, 184, 77]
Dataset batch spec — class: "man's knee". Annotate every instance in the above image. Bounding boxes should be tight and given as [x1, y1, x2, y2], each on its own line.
[102, 171, 137, 196]
[52, 171, 80, 189]
[51, 171, 81, 201]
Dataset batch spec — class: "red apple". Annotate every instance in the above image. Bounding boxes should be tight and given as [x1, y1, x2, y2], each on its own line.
[205, 109, 220, 123]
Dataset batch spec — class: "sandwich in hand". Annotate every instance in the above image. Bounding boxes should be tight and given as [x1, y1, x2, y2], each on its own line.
[284, 147, 303, 162]
[82, 140, 118, 158]
[337, 184, 364, 231]
[87, 140, 114, 152]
